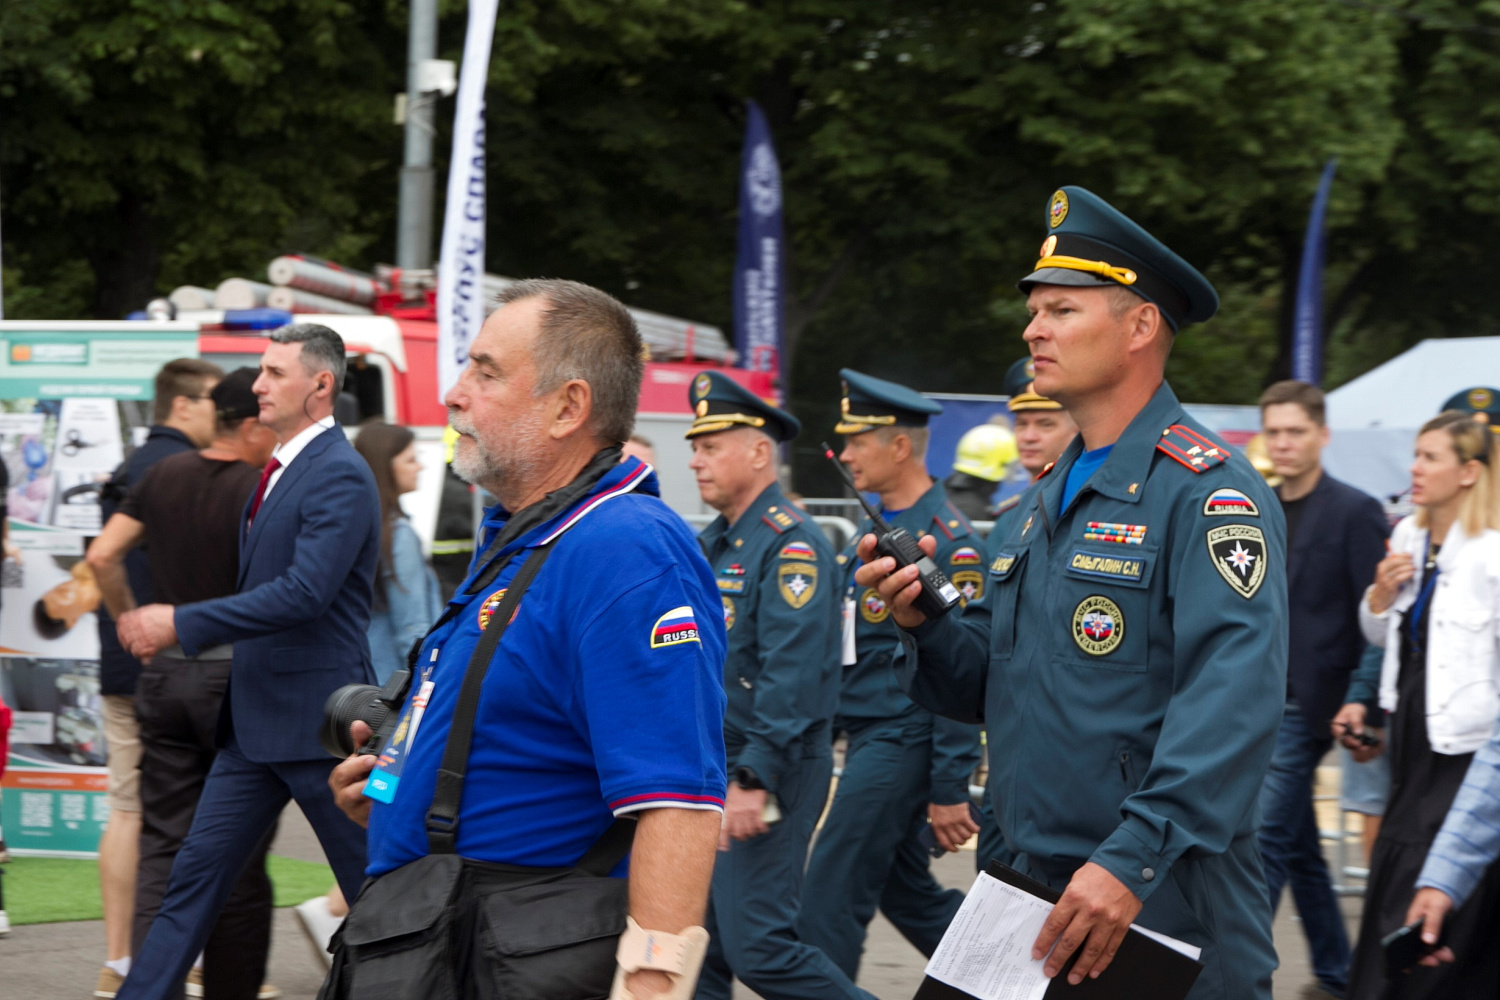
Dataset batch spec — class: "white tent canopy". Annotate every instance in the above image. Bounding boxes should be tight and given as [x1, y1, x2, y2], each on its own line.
[1322, 337, 1500, 499]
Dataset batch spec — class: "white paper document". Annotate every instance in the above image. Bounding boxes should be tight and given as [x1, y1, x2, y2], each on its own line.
[923, 872, 1053, 1000]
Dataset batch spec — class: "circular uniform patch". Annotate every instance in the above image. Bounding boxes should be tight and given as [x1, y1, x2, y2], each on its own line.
[1470, 387, 1493, 410]
[859, 587, 890, 624]
[1049, 189, 1070, 229]
[477, 588, 509, 630]
[722, 595, 736, 631]
[694, 373, 712, 399]
[1072, 595, 1124, 656]
[1039, 235, 1057, 259]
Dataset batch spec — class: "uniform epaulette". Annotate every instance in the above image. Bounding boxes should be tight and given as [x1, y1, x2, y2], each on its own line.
[993, 494, 1022, 515]
[761, 504, 801, 534]
[1039, 461, 1056, 478]
[934, 502, 975, 540]
[1156, 424, 1229, 474]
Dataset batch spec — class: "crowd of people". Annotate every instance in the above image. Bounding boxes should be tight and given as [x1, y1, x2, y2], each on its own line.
[6, 185, 1494, 1000]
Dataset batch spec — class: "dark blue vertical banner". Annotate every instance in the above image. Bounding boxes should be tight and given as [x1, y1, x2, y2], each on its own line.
[1292, 159, 1337, 385]
[733, 100, 785, 385]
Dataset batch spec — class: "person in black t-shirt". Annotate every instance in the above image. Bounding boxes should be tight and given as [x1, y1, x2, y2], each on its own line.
[86, 368, 278, 1000]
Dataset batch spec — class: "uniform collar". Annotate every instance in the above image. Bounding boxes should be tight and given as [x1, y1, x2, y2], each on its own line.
[877, 478, 944, 524]
[701, 481, 792, 550]
[1040, 381, 1185, 513]
[478, 454, 658, 561]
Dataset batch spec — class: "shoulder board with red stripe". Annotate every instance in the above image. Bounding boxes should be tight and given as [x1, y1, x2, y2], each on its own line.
[1039, 461, 1056, 478]
[1155, 424, 1229, 474]
[944, 501, 976, 537]
[994, 494, 1022, 514]
[760, 503, 803, 534]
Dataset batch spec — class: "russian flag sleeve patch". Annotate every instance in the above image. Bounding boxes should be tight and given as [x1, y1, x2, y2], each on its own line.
[650, 606, 702, 648]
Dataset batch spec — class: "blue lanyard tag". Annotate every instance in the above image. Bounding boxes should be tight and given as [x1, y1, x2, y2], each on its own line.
[363, 654, 437, 805]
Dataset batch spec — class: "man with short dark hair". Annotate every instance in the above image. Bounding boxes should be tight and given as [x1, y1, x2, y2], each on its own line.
[799, 370, 982, 979]
[88, 369, 280, 1000]
[859, 187, 1287, 996]
[1256, 379, 1388, 1000]
[115, 326, 380, 1000]
[94, 356, 222, 998]
[328, 281, 726, 1000]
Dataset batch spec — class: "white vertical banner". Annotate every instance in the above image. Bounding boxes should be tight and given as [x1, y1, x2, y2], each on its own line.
[436, 0, 501, 404]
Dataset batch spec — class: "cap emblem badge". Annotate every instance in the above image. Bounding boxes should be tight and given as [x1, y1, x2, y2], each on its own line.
[1049, 190, 1069, 229]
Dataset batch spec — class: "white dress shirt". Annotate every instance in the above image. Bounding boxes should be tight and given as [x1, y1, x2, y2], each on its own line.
[261, 415, 336, 504]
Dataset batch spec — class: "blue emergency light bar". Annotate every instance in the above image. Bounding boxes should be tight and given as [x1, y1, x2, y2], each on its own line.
[222, 308, 294, 330]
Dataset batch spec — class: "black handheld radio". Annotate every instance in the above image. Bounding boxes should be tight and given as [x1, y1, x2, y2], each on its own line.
[823, 443, 962, 620]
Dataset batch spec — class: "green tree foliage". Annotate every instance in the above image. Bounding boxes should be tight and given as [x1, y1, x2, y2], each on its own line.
[4, 0, 1499, 488]
[0, 0, 405, 318]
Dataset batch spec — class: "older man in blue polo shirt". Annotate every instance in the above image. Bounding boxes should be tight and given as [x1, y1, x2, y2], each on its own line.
[330, 279, 727, 1000]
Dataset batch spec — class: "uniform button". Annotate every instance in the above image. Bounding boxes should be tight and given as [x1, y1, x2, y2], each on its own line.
[1141, 867, 1155, 882]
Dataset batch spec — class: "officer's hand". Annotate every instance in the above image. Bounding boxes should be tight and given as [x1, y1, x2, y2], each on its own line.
[1369, 551, 1415, 615]
[1405, 888, 1457, 967]
[719, 786, 770, 850]
[928, 802, 980, 853]
[330, 721, 378, 828]
[852, 532, 938, 630]
[1032, 862, 1142, 985]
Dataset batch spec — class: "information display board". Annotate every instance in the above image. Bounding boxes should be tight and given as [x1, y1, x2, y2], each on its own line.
[0, 323, 199, 856]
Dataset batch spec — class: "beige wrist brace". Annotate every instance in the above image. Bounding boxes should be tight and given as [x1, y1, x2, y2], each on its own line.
[608, 916, 710, 1000]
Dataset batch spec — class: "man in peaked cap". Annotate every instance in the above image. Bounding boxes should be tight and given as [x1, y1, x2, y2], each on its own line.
[685, 371, 873, 1000]
[1443, 385, 1500, 426]
[798, 371, 983, 978]
[858, 186, 1286, 999]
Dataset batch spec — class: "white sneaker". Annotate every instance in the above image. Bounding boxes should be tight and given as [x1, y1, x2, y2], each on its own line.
[293, 896, 343, 970]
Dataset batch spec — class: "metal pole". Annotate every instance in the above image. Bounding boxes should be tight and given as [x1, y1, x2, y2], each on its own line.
[397, 0, 439, 271]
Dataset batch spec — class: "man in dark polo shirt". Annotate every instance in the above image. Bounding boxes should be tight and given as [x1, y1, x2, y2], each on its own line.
[94, 358, 222, 997]
[86, 368, 278, 1000]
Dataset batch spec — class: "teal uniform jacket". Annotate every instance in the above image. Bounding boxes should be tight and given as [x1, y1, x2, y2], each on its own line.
[839, 480, 982, 803]
[700, 483, 840, 792]
[900, 383, 1287, 998]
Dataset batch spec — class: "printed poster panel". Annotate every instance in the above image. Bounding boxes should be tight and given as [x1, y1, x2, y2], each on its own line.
[0, 323, 199, 855]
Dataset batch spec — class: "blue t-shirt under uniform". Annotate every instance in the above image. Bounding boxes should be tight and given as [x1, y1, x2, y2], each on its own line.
[364, 458, 728, 876]
[1062, 445, 1114, 513]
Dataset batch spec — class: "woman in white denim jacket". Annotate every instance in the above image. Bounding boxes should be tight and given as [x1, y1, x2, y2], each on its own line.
[1337, 411, 1500, 998]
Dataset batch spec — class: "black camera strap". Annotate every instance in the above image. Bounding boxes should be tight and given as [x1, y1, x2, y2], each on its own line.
[425, 541, 555, 854]
[422, 538, 637, 871]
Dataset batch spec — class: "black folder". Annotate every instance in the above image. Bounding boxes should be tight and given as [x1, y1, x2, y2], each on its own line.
[912, 862, 1203, 1000]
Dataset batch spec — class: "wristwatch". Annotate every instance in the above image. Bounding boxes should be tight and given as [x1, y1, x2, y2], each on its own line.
[733, 766, 766, 791]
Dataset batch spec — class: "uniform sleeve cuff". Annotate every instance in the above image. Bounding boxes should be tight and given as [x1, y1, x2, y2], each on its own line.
[1088, 820, 1170, 903]
[929, 781, 971, 807]
[733, 748, 783, 796]
[608, 792, 725, 817]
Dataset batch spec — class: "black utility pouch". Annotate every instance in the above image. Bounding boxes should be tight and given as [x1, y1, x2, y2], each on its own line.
[324, 854, 465, 1000]
[472, 867, 629, 1000]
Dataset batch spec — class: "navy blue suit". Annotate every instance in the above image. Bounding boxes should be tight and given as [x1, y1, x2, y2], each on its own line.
[120, 425, 380, 1000]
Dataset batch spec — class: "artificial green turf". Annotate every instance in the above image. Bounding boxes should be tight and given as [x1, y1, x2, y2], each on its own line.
[2, 855, 336, 926]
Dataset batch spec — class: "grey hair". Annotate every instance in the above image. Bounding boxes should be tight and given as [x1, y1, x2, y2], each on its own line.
[874, 424, 930, 460]
[499, 279, 643, 445]
[269, 323, 347, 389]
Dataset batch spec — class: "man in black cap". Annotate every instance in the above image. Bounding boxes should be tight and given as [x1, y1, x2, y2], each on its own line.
[86, 368, 281, 1000]
[686, 371, 873, 1000]
[858, 187, 1286, 999]
[799, 370, 982, 979]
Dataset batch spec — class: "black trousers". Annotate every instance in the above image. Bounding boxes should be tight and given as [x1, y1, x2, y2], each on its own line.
[133, 656, 275, 1000]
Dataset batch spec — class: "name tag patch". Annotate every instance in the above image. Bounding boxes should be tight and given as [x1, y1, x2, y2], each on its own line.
[990, 553, 1019, 578]
[1068, 549, 1145, 583]
[717, 578, 745, 593]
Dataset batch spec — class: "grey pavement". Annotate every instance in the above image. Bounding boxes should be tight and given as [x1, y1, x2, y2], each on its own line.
[0, 800, 1359, 999]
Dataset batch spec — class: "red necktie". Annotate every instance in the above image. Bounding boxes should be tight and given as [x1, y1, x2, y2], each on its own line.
[248, 457, 282, 527]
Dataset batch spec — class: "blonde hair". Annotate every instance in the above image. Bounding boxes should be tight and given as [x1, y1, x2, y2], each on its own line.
[1415, 411, 1500, 536]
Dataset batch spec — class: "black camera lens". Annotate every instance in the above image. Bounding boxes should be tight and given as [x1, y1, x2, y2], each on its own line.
[318, 683, 391, 758]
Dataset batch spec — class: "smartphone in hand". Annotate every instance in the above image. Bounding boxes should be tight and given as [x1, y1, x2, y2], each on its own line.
[1382, 918, 1448, 977]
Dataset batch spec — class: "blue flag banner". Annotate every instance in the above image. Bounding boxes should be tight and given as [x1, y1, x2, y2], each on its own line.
[733, 101, 785, 382]
[1292, 159, 1337, 386]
